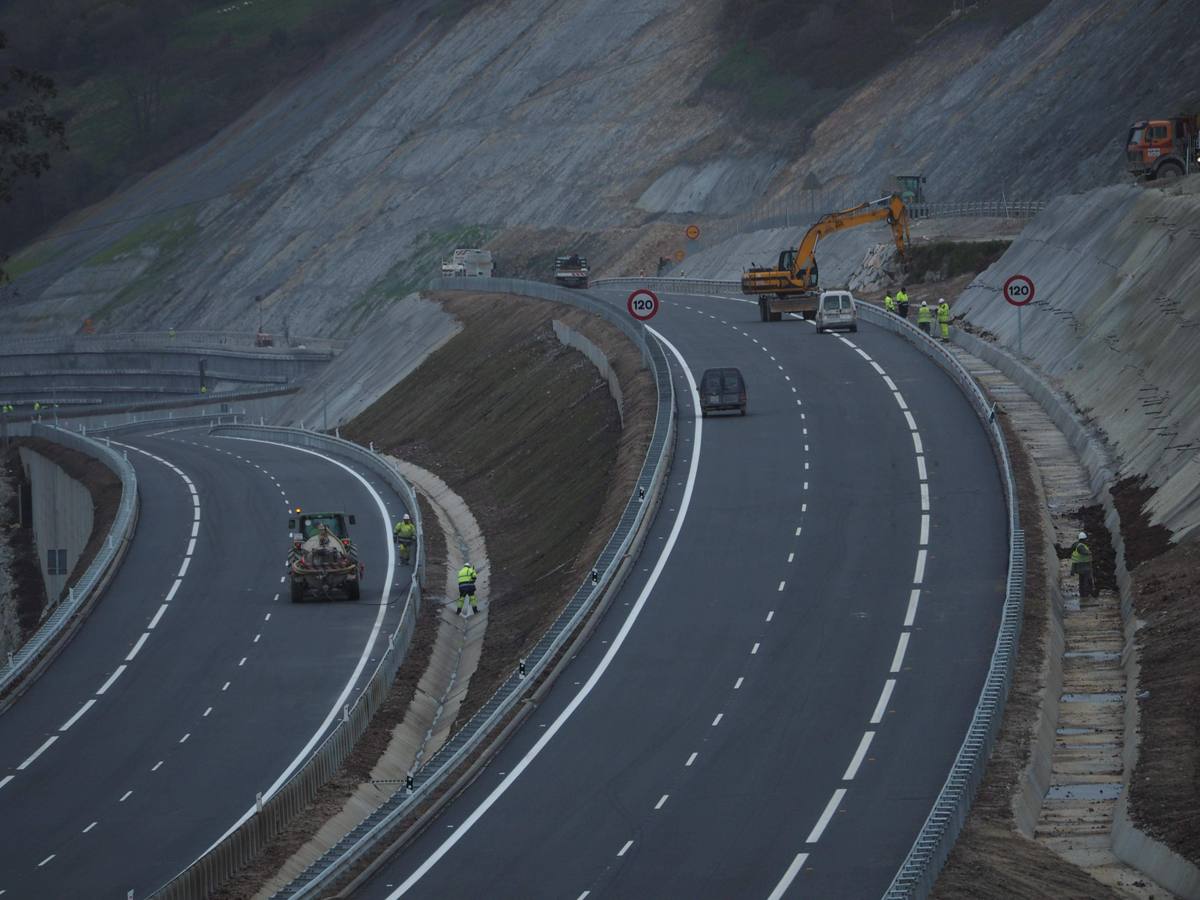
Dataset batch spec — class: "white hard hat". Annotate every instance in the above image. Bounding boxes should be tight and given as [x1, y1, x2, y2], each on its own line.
[921, 300, 928, 305]
[1078, 531, 1087, 541]
[403, 514, 411, 521]
[939, 298, 946, 303]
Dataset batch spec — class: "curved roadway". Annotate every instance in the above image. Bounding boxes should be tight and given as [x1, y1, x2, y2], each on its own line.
[354, 288, 1007, 899]
[0, 428, 414, 897]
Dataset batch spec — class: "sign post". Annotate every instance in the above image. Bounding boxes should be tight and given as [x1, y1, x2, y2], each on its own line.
[1002, 274, 1035, 355]
[685, 224, 700, 240]
[627, 289, 660, 322]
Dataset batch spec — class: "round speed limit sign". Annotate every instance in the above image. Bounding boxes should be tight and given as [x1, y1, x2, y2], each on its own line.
[627, 288, 660, 321]
[1003, 274, 1035, 306]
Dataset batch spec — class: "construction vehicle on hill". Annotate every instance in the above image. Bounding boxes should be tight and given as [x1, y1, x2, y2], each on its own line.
[554, 254, 590, 289]
[892, 175, 927, 205]
[288, 510, 362, 602]
[440, 248, 494, 278]
[742, 195, 910, 322]
[1126, 114, 1200, 180]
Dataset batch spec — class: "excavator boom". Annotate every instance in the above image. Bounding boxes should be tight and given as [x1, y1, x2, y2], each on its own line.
[742, 195, 910, 320]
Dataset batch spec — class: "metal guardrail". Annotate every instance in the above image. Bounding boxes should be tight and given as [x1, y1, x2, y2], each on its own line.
[0, 330, 346, 355]
[264, 277, 678, 898]
[148, 426, 424, 899]
[0, 424, 138, 698]
[593, 276, 739, 297]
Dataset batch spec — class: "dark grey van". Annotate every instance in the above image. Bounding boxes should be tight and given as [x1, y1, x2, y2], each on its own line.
[699, 367, 747, 417]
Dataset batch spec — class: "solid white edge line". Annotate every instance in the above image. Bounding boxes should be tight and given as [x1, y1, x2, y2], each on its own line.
[914, 548, 928, 584]
[904, 589, 921, 627]
[766, 852, 810, 900]
[383, 326, 704, 898]
[96, 664, 126, 695]
[806, 788, 847, 843]
[125, 632, 150, 661]
[871, 679, 896, 724]
[890, 632, 911, 673]
[200, 436, 397, 852]
[17, 735, 57, 770]
[60, 698, 97, 731]
[843, 731, 876, 781]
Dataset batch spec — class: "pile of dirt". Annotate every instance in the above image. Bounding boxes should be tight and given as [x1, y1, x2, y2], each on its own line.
[1112, 476, 1174, 570]
[932, 407, 1117, 899]
[1128, 538, 1200, 865]
[211, 495, 446, 899]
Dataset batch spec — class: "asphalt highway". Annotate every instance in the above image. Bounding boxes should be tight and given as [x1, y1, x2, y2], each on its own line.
[0, 427, 414, 897]
[356, 289, 1007, 900]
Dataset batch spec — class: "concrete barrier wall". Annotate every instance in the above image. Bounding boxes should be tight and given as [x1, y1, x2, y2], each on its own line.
[18, 446, 94, 603]
[552, 320, 624, 426]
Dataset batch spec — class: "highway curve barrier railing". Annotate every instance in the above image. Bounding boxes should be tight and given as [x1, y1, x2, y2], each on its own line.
[0, 424, 139, 709]
[0, 330, 347, 355]
[260, 277, 677, 899]
[148, 425, 425, 899]
[592, 276, 1025, 900]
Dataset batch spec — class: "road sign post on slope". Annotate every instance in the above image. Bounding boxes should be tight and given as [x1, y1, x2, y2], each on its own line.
[1003, 274, 1035, 355]
[627, 288, 660, 321]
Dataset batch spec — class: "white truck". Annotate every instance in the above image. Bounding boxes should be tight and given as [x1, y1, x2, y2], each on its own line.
[440, 248, 494, 278]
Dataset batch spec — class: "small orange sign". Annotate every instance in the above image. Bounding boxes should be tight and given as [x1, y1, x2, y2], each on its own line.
[674, 249, 686, 262]
[685, 225, 700, 240]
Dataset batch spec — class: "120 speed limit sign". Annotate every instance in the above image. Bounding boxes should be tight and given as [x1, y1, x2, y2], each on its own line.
[627, 288, 660, 321]
[1003, 274, 1035, 306]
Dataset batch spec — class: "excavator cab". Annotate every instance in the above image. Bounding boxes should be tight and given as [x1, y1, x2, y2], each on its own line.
[778, 249, 817, 287]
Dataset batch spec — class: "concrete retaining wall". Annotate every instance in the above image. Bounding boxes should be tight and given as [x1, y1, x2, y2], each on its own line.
[18, 446, 94, 603]
[552, 320, 624, 426]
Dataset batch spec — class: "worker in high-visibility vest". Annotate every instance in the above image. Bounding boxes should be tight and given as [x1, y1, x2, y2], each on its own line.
[1070, 531, 1096, 600]
[937, 299, 951, 342]
[884, 293, 896, 314]
[456, 562, 479, 616]
[917, 300, 932, 335]
[896, 287, 910, 319]
[393, 514, 416, 566]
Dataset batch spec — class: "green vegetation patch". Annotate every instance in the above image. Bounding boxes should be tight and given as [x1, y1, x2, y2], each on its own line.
[85, 208, 198, 267]
[907, 239, 1011, 282]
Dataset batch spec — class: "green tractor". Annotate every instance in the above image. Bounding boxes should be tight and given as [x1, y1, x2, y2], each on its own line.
[287, 510, 362, 602]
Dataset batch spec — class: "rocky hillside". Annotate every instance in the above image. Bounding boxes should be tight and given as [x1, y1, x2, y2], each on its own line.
[3, 0, 1198, 337]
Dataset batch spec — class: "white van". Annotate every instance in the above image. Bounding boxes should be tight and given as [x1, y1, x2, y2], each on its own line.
[815, 290, 858, 334]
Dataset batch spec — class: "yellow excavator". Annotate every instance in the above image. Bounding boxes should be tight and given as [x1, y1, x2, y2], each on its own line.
[742, 194, 910, 321]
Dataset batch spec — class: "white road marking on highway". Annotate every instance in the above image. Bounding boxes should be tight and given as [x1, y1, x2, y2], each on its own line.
[279, 576, 285, 583]
[871, 679, 896, 723]
[883, 374, 898, 390]
[804, 444, 809, 452]
[60, 699, 97, 731]
[125, 632, 150, 661]
[841, 338, 857, 348]
[919, 515, 930, 545]
[152, 761, 163, 772]
[191, 494, 199, 508]
[191, 520, 200, 538]
[617, 840, 634, 857]
[119, 790, 132, 802]
[735, 677, 744, 689]
[796, 399, 802, 406]
[795, 527, 801, 536]
[766, 852, 810, 900]
[778, 581, 786, 592]
[194, 506, 200, 522]
[843, 731, 875, 781]
[164, 578, 183, 603]
[272, 594, 279, 602]
[187, 482, 197, 495]
[787, 552, 794, 563]
[804, 461, 809, 470]
[803, 481, 808, 490]
[904, 411, 918, 431]
[186, 537, 196, 556]
[177, 557, 191, 577]
[920, 483, 930, 511]
[0, 775, 12, 790]
[577, 892, 590, 900]
[179, 733, 190, 744]
[380, 326, 702, 897]
[890, 633, 910, 672]
[222, 681, 230, 691]
[802, 503, 807, 512]
[912, 432, 924, 454]
[856, 348, 872, 361]
[917, 455, 928, 481]
[914, 549, 928, 584]
[870, 361, 886, 375]
[37, 855, 54, 867]
[655, 794, 669, 810]
[204, 707, 213, 717]
[238, 657, 247, 667]
[18, 736, 57, 769]
[785, 375, 792, 381]
[807, 789, 846, 843]
[264, 612, 271, 621]
[905, 590, 921, 627]
[751, 642, 761, 655]
[686, 752, 698, 767]
[82, 822, 97, 833]
[894, 392, 908, 410]
[766, 611, 775, 622]
[778, 364, 784, 371]
[96, 665, 126, 695]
